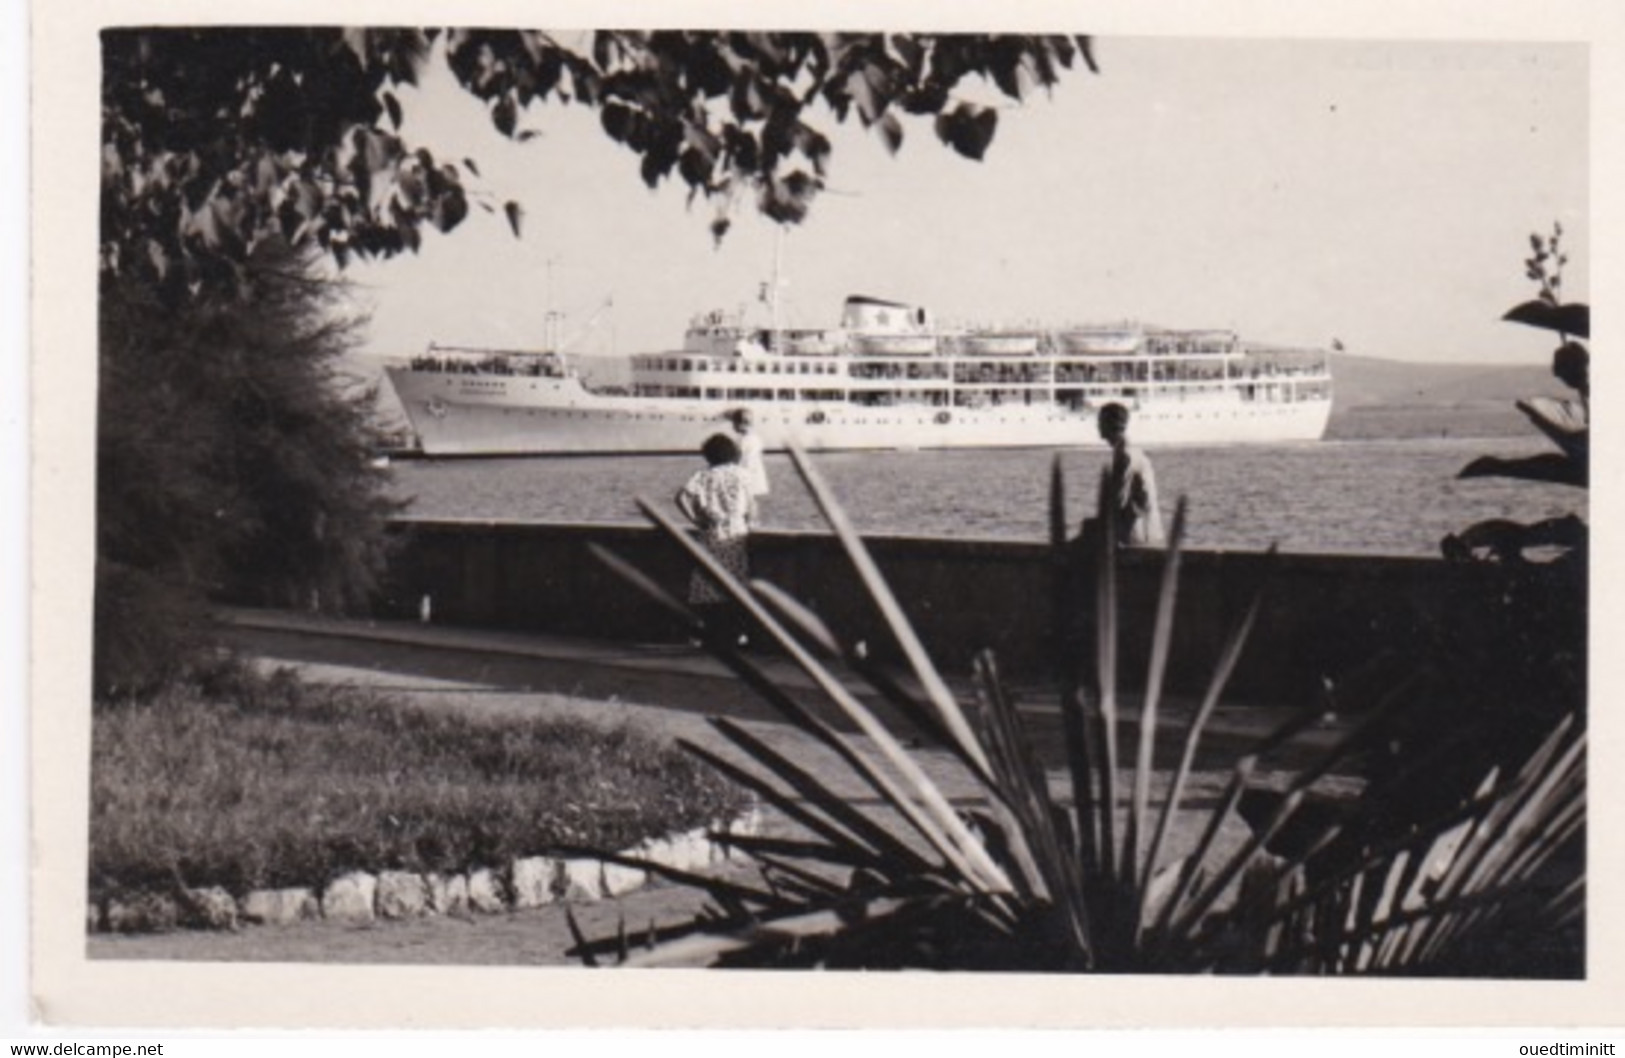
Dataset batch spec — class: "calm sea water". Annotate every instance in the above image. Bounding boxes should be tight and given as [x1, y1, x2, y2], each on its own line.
[387, 437, 1584, 557]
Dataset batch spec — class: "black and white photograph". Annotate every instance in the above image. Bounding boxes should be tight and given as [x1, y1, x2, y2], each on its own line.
[20, 0, 1625, 1036]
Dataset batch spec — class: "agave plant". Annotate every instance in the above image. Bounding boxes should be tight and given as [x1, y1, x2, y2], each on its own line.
[1248, 713, 1584, 976]
[566, 445, 1582, 975]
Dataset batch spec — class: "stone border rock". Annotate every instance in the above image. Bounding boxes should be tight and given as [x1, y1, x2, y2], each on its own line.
[90, 806, 763, 935]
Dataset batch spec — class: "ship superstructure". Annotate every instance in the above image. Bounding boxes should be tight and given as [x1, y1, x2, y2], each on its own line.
[385, 295, 1333, 456]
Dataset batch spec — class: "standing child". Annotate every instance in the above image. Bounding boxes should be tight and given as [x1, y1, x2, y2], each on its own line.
[1095, 402, 1165, 546]
[675, 433, 757, 645]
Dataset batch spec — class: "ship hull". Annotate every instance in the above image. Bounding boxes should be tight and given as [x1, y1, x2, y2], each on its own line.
[386, 367, 1332, 456]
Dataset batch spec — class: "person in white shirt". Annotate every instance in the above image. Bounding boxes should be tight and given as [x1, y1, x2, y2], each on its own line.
[728, 407, 770, 509]
[1096, 402, 1165, 547]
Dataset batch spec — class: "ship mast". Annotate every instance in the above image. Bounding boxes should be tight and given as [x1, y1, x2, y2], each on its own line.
[544, 257, 561, 353]
[770, 225, 784, 355]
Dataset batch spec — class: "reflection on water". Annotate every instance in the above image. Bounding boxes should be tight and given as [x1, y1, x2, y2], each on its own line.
[388, 437, 1584, 557]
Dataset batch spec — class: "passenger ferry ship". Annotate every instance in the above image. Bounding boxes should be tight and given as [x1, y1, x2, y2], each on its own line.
[384, 295, 1333, 456]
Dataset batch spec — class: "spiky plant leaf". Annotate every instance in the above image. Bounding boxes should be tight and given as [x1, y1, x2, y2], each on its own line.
[788, 446, 997, 781]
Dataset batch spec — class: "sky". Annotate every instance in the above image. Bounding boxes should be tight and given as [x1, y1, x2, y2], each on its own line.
[346, 35, 1589, 373]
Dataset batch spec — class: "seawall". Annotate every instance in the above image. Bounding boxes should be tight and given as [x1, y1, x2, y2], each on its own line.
[366, 519, 1553, 710]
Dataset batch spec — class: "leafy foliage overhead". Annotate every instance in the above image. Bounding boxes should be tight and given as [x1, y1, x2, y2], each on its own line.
[101, 29, 1095, 298]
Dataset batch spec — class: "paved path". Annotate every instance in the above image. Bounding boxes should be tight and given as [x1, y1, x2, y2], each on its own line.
[217, 608, 1344, 765]
[88, 608, 1353, 967]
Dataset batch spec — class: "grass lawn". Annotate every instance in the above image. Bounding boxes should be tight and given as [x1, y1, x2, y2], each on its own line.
[89, 664, 746, 901]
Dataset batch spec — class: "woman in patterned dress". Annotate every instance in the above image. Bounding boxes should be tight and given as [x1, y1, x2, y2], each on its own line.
[674, 433, 757, 644]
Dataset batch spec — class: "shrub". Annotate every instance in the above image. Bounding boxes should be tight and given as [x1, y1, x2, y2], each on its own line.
[1445, 222, 1588, 562]
[92, 562, 212, 702]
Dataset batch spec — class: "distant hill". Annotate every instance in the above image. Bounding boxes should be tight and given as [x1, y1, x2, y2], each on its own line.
[1326, 353, 1567, 440]
[1330, 353, 1559, 409]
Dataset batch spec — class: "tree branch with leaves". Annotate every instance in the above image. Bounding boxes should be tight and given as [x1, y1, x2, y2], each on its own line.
[101, 28, 1096, 299]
